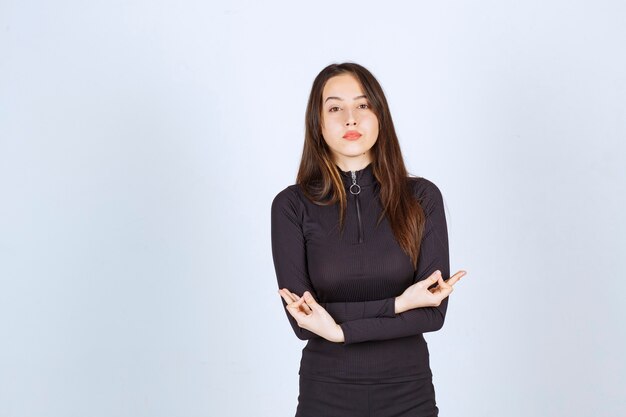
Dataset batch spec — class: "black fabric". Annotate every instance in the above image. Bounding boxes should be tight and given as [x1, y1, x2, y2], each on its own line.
[271, 161, 450, 384]
[295, 375, 439, 417]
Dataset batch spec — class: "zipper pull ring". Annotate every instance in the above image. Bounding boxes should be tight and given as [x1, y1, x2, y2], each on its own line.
[349, 171, 361, 195]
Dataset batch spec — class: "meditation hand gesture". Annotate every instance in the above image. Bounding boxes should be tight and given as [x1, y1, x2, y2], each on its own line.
[278, 289, 344, 343]
[395, 269, 466, 314]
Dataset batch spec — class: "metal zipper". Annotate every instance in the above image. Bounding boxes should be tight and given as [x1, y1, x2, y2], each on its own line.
[349, 171, 363, 244]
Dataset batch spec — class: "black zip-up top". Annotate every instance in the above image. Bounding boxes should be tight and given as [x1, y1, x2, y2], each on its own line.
[349, 169, 365, 244]
[271, 162, 450, 384]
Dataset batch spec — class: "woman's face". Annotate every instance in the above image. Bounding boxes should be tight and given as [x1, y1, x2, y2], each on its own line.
[320, 74, 379, 166]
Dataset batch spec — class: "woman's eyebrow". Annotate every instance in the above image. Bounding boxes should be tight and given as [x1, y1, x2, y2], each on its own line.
[324, 94, 367, 103]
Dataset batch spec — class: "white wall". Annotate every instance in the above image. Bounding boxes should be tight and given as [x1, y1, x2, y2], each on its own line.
[1, 1, 624, 416]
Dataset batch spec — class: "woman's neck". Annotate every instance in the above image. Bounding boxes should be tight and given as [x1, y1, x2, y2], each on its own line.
[333, 156, 373, 173]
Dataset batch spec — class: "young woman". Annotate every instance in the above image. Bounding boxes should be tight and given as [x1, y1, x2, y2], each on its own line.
[271, 62, 466, 417]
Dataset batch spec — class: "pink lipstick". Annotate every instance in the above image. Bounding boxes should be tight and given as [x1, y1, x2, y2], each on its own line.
[343, 130, 362, 140]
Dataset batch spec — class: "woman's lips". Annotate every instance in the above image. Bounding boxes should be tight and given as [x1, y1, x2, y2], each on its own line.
[343, 131, 362, 140]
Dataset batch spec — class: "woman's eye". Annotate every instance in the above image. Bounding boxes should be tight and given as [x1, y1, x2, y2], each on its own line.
[329, 103, 369, 112]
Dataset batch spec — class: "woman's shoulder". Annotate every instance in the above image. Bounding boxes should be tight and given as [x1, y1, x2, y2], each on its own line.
[408, 175, 443, 197]
[271, 184, 306, 214]
[272, 183, 300, 203]
[407, 176, 445, 212]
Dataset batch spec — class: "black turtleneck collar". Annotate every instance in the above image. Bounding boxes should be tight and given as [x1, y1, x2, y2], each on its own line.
[336, 162, 376, 187]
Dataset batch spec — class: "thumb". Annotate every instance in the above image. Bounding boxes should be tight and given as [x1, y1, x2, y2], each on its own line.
[422, 271, 440, 286]
[438, 275, 450, 288]
[304, 291, 318, 306]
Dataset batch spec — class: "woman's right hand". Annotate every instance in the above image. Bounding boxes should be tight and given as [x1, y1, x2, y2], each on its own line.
[395, 270, 466, 313]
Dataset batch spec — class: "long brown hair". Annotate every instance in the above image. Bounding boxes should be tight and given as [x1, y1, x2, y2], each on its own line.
[296, 62, 426, 271]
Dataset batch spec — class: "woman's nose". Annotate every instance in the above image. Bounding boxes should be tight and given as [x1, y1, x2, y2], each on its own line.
[345, 109, 357, 126]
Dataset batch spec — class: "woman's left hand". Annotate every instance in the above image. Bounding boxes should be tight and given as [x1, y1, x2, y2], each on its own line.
[278, 289, 344, 343]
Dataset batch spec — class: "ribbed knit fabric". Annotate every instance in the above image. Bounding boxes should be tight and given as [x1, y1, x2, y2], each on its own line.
[271, 162, 450, 384]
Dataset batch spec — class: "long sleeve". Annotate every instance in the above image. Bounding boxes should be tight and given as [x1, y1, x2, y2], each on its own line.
[322, 298, 396, 322]
[271, 187, 397, 341]
[338, 180, 450, 345]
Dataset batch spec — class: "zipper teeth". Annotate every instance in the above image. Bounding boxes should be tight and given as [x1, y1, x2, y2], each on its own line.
[350, 171, 363, 243]
[355, 194, 363, 243]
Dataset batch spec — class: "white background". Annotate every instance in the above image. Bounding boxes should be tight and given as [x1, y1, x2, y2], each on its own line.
[1, 1, 625, 416]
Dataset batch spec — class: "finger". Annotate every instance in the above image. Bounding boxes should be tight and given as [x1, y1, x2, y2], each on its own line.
[278, 288, 297, 303]
[289, 295, 307, 308]
[287, 290, 302, 303]
[303, 291, 318, 306]
[278, 289, 297, 304]
[444, 270, 467, 286]
[297, 295, 313, 314]
[420, 270, 441, 288]
[278, 289, 289, 302]
[286, 302, 308, 320]
[432, 278, 455, 295]
[286, 296, 309, 316]
[428, 275, 445, 290]
[279, 292, 293, 305]
[430, 287, 452, 302]
[289, 290, 311, 310]
[294, 292, 315, 313]
[430, 286, 446, 297]
[290, 293, 313, 313]
[437, 276, 451, 289]
[427, 291, 448, 306]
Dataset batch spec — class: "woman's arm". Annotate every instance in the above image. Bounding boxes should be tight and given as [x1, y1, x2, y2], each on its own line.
[272, 179, 454, 344]
[271, 187, 397, 341]
[322, 298, 397, 321]
[336, 179, 452, 345]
